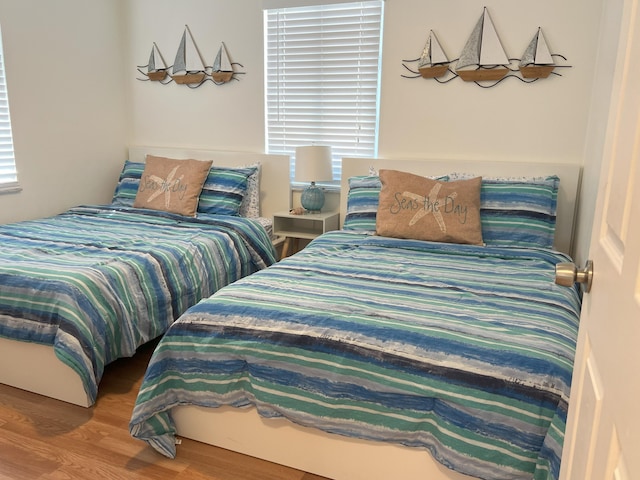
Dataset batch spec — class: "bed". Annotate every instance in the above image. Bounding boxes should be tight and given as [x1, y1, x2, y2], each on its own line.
[0, 146, 290, 407]
[129, 157, 582, 480]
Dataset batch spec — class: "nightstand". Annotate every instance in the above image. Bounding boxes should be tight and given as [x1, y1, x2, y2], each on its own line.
[273, 211, 340, 258]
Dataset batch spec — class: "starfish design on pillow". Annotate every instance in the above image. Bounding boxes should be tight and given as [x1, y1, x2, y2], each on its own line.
[146, 166, 185, 209]
[402, 183, 458, 233]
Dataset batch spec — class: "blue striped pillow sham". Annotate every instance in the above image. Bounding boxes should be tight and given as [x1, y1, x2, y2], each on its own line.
[111, 161, 144, 206]
[474, 176, 559, 248]
[198, 166, 256, 216]
[343, 175, 381, 233]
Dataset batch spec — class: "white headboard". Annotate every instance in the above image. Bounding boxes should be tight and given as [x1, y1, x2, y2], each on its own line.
[128, 146, 290, 220]
[340, 157, 582, 255]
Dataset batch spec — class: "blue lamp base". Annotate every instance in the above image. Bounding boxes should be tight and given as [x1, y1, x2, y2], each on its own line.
[300, 182, 325, 213]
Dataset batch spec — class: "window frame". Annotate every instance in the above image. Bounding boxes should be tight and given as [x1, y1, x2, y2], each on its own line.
[0, 24, 19, 194]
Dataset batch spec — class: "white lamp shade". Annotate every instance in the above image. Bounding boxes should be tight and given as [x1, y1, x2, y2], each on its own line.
[294, 145, 333, 183]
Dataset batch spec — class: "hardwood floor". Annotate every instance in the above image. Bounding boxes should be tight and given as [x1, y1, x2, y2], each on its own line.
[0, 340, 328, 480]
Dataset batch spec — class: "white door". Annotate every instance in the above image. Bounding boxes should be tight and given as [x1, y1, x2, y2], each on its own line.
[559, 0, 640, 478]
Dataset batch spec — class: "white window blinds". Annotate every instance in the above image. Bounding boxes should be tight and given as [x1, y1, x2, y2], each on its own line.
[265, 1, 383, 181]
[0, 26, 18, 191]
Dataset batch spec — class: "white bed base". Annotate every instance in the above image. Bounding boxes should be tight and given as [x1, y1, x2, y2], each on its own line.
[174, 405, 474, 480]
[0, 146, 290, 407]
[171, 157, 582, 479]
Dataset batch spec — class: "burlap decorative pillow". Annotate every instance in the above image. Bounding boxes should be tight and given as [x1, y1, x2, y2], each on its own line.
[133, 155, 213, 217]
[376, 169, 483, 245]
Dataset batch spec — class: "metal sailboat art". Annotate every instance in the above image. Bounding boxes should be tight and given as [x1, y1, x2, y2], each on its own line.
[171, 25, 207, 85]
[418, 31, 450, 79]
[210, 42, 234, 83]
[455, 7, 510, 82]
[143, 43, 169, 81]
[519, 27, 556, 78]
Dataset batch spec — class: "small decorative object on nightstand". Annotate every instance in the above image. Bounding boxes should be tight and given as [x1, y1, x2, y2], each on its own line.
[294, 145, 333, 213]
[273, 210, 340, 258]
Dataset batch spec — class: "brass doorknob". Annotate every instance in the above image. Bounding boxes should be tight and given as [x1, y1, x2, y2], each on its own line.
[555, 260, 594, 293]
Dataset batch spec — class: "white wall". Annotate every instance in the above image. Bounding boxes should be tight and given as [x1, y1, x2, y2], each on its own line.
[124, 0, 266, 151]
[0, 0, 128, 224]
[572, 0, 624, 263]
[379, 0, 603, 164]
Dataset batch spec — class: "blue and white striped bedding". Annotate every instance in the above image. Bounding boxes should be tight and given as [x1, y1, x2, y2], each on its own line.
[130, 231, 581, 480]
[0, 205, 276, 404]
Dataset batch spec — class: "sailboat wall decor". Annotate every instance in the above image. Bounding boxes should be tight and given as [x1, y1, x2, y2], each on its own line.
[210, 42, 234, 83]
[137, 25, 244, 87]
[401, 8, 571, 87]
[519, 27, 556, 78]
[455, 7, 510, 82]
[418, 31, 450, 78]
[171, 25, 207, 85]
[138, 43, 169, 82]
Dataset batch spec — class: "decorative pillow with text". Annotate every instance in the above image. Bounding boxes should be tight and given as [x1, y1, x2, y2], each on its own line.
[133, 155, 212, 217]
[376, 169, 483, 245]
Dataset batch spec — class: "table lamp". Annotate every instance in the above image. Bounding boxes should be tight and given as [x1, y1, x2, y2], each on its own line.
[294, 145, 333, 213]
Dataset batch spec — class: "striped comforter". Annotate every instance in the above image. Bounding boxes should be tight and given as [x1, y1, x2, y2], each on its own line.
[130, 231, 581, 480]
[0, 205, 275, 404]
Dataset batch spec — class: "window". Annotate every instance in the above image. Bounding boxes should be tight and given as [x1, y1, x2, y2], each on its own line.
[265, 1, 383, 181]
[0, 25, 18, 192]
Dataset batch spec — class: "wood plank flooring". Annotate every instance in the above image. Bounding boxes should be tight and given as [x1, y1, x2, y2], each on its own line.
[0, 340, 328, 480]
